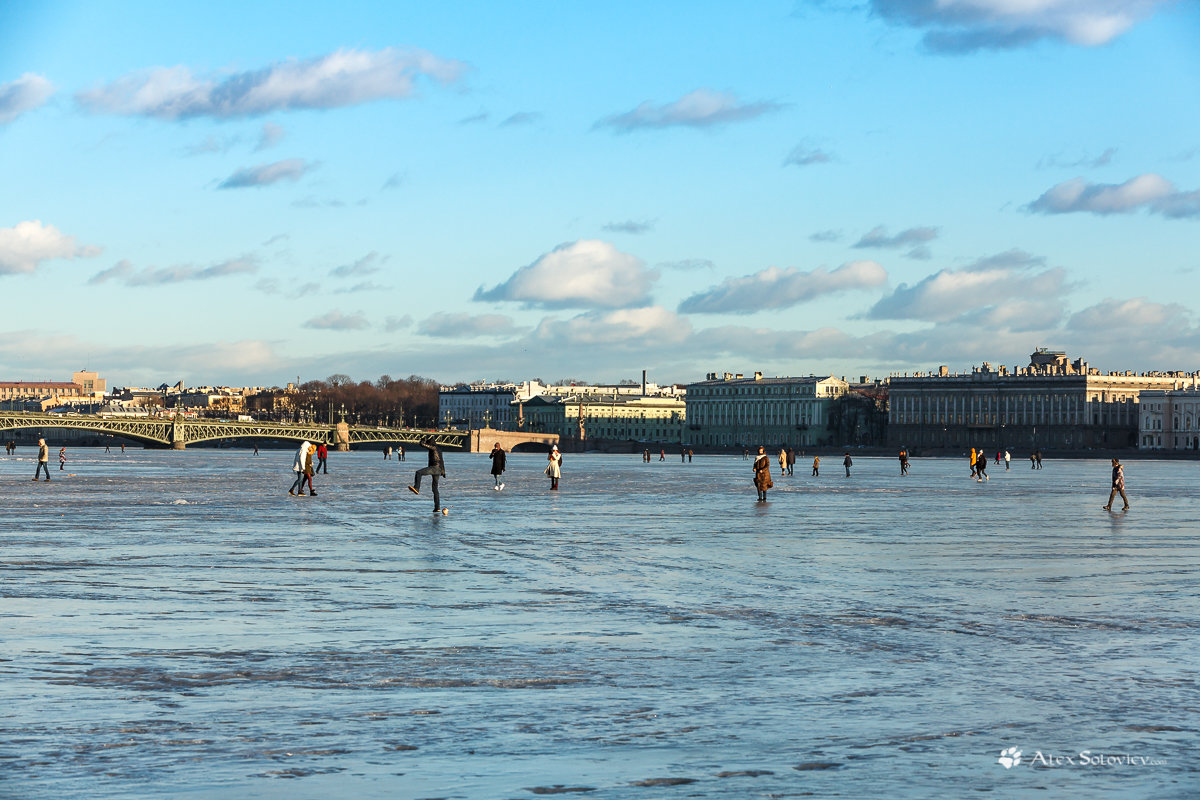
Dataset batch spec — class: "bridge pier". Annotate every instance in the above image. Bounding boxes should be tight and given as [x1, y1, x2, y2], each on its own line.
[336, 422, 351, 452]
[172, 441, 186, 450]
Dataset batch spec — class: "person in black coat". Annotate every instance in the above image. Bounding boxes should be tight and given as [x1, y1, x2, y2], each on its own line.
[409, 444, 447, 513]
[489, 442, 506, 490]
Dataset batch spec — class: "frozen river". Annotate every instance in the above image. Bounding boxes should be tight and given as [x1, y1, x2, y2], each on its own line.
[2, 449, 1197, 799]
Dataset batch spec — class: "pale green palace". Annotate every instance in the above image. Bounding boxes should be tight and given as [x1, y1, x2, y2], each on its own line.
[518, 393, 686, 444]
[685, 373, 850, 448]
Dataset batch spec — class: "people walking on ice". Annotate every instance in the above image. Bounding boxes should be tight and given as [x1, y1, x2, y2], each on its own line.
[753, 446, 772, 502]
[546, 445, 562, 490]
[397, 445, 405, 461]
[1035, 450, 1043, 469]
[34, 438, 50, 481]
[1103, 458, 1130, 511]
[409, 443, 447, 514]
[59, 447, 67, 471]
[288, 440, 310, 496]
[317, 442, 328, 473]
[489, 442, 506, 490]
[299, 444, 317, 496]
[1004, 449, 1011, 470]
[969, 447, 978, 478]
[812, 455, 819, 476]
[976, 449, 989, 481]
[843, 452, 853, 477]
[778, 447, 787, 477]
[899, 448, 909, 476]
[384, 446, 392, 460]
[1030, 452, 1037, 469]
[786, 447, 795, 476]
[659, 448, 665, 461]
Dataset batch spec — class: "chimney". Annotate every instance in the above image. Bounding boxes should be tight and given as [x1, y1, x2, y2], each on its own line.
[642, 369, 647, 396]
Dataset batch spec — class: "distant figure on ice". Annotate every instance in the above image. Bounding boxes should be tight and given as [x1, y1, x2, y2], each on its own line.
[778, 447, 787, 477]
[317, 442, 328, 473]
[843, 452, 853, 477]
[752, 446, 772, 502]
[489, 442, 506, 490]
[969, 447, 978, 478]
[546, 445, 562, 490]
[1035, 450, 1043, 469]
[899, 448, 909, 476]
[289, 440, 310, 496]
[397, 445, 405, 461]
[384, 446, 392, 460]
[812, 455, 820, 477]
[786, 447, 795, 476]
[659, 448, 665, 462]
[34, 438, 50, 481]
[1103, 458, 1129, 511]
[1004, 449, 1011, 470]
[59, 447, 67, 471]
[409, 444, 447, 514]
[1030, 452, 1037, 469]
[976, 449, 989, 481]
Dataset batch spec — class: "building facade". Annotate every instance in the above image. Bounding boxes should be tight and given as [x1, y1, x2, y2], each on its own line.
[439, 378, 685, 430]
[0, 370, 107, 410]
[684, 373, 850, 448]
[520, 393, 686, 443]
[887, 350, 1197, 452]
[1139, 386, 1200, 451]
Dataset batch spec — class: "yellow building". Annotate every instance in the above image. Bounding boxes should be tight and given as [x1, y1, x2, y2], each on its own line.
[520, 393, 686, 443]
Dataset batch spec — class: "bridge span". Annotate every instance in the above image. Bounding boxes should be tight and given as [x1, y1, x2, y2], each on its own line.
[0, 411, 468, 451]
[468, 427, 559, 453]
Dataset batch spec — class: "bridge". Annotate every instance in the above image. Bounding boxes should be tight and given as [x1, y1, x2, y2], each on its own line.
[468, 427, 559, 453]
[0, 411, 468, 451]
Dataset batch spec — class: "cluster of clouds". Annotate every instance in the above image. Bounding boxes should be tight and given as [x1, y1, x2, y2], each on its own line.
[0, 220, 100, 275]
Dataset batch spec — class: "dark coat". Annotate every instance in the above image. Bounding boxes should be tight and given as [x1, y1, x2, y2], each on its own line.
[753, 455, 773, 491]
[489, 447, 506, 475]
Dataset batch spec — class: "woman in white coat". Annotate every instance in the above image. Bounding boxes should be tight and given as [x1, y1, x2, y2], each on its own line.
[289, 440, 310, 496]
[545, 445, 562, 490]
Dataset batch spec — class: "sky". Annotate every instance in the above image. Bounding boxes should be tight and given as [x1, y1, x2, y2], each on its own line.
[1, 0, 1198, 389]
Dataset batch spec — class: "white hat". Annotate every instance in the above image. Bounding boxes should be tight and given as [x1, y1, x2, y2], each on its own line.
[551, 444, 558, 450]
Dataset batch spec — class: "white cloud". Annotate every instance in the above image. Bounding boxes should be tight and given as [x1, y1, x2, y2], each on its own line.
[868, 0, 1173, 52]
[76, 48, 468, 119]
[417, 312, 520, 338]
[530, 306, 692, 347]
[1067, 297, 1192, 333]
[90, 256, 257, 286]
[1028, 174, 1200, 218]
[679, 260, 888, 314]
[303, 310, 370, 331]
[595, 89, 782, 132]
[0, 220, 101, 275]
[866, 252, 1067, 322]
[219, 158, 314, 189]
[0, 73, 54, 125]
[474, 239, 657, 309]
[255, 122, 285, 151]
[330, 251, 383, 278]
[602, 219, 655, 235]
[784, 145, 833, 167]
[854, 224, 936, 251]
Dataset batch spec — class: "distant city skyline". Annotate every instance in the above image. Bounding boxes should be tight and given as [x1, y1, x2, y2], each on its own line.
[2, 1, 1198, 388]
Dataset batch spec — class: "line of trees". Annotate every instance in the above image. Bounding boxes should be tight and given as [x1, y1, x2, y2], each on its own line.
[253, 374, 440, 427]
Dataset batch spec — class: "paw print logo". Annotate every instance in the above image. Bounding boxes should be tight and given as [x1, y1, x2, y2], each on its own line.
[998, 747, 1022, 769]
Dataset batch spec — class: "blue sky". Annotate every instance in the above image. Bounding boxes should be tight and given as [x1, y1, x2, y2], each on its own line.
[1, 0, 1198, 388]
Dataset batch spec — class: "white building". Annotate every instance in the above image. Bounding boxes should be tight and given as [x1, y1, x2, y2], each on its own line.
[439, 377, 685, 430]
[685, 372, 850, 448]
[1139, 384, 1200, 451]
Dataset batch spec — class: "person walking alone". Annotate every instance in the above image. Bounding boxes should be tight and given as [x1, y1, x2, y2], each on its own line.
[316, 442, 328, 473]
[300, 444, 317, 496]
[976, 449, 989, 481]
[489, 442, 506, 490]
[753, 445, 773, 502]
[1103, 458, 1130, 511]
[409, 444, 447, 514]
[58, 447, 67, 471]
[843, 452, 853, 478]
[778, 447, 787, 478]
[288, 440, 310, 496]
[34, 438, 50, 481]
[545, 445, 562, 490]
[1004, 449, 1011, 470]
[812, 455, 820, 477]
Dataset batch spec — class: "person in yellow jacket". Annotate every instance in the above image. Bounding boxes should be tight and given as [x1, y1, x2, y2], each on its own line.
[969, 447, 977, 478]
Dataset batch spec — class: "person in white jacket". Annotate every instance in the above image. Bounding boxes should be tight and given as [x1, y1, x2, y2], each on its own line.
[289, 440, 310, 496]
